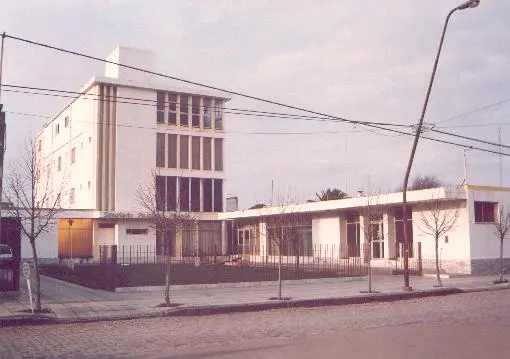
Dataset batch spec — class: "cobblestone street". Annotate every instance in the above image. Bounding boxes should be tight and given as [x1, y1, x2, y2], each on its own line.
[1, 289, 510, 358]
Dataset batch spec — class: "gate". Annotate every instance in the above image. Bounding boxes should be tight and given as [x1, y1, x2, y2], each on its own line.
[0, 218, 21, 293]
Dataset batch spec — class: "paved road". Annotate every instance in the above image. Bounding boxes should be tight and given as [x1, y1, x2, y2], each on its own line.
[1, 289, 509, 358]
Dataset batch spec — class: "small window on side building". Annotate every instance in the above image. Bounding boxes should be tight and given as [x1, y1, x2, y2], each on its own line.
[474, 201, 496, 223]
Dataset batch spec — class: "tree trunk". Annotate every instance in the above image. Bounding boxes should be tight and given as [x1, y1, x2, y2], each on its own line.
[164, 254, 171, 306]
[278, 252, 282, 299]
[499, 237, 504, 282]
[435, 236, 442, 287]
[368, 243, 372, 293]
[29, 238, 42, 311]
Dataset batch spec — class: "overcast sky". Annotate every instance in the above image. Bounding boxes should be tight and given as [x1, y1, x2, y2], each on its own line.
[1, 0, 509, 209]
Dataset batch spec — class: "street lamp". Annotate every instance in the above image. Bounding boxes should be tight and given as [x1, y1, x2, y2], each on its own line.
[401, 0, 480, 291]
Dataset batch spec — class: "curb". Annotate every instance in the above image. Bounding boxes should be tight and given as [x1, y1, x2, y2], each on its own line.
[1, 284, 509, 327]
[0, 286, 476, 327]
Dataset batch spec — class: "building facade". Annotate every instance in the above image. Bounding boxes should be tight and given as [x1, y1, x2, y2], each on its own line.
[34, 47, 230, 258]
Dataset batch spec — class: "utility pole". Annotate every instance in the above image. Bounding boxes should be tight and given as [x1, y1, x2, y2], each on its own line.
[498, 126, 503, 187]
[0, 32, 6, 242]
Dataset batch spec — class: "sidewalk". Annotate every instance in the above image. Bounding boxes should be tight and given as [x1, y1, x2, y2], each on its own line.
[1, 274, 508, 326]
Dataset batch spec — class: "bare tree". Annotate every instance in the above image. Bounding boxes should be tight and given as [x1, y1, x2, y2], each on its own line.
[263, 194, 303, 300]
[359, 193, 384, 293]
[493, 204, 510, 284]
[4, 138, 65, 312]
[136, 172, 196, 306]
[416, 199, 459, 287]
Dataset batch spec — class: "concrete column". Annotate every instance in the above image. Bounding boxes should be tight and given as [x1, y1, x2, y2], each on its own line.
[359, 215, 367, 260]
[259, 221, 267, 258]
[221, 221, 228, 255]
[385, 210, 396, 259]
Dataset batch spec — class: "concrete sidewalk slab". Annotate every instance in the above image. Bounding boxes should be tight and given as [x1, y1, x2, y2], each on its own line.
[1, 274, 508, 327]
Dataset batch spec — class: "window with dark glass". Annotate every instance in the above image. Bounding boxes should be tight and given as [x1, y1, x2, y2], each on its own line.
[213, 179, 223, 212]
[203, 179, 213, 212]
[168, 93, 177, 125]
[192, 96, 200, 127]
[179, 177, 190, 212]
[126, 229, 148, 235]
[214, 138, 223, 171]
[192, 136, 201, 170]
[167, 134, 177, 168]
[346, 211, 360, 257]
[214, 100, 223, 130]
[394, 206, 413, 258]
[155, 176, 166, 211]
[180, 95, 189, 126]
[203, 98, 212, 129]
[157, 91, 165, 124]
[203, 137, 212, 170]
[180, 135, 189, 169]
[474, 201, 496, 223]
[156, 133, 165, 167]
[166, 176, 177, 211]
[190, 177, 200, 211]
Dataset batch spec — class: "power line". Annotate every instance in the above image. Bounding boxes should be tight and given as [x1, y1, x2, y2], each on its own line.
[5, 88, 510, 155]
[2, 83, 410, 128]
[3, 34, 377, 128]
[4, 109, 366, 135]
[431, 128, 510, 150]
[3, 34, 510, 156]
[434, 97, 510, 125]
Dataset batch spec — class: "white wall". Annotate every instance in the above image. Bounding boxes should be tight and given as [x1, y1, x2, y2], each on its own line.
[21, 224, 58, 259]
[312, 216, 340, 248]
[468, 188, 510, 260]
[114, 86, 156, 212]
[413, 200, 471, 261]
[116, 219, 154, 247]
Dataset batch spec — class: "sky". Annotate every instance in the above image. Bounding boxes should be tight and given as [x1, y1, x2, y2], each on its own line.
[0, 0, 509, 209]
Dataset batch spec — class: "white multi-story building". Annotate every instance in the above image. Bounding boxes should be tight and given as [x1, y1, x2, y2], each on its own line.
[35, 47, 230, 258]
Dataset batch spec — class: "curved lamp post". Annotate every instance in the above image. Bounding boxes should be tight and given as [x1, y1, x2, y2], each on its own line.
[401, 0, 480, 290]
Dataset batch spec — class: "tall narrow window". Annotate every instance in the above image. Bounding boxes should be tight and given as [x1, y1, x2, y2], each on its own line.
[214, 138, 223, 171]
[166, 176, 177, 211]
[192, 96, 200, 127]
[64, 116, 69, 128]
[71, 148, 76, 164]
[190, 177, 200, 211]
[58, 156, 62, 171]
[213, 179, 223, 212]
[214, 100, 223, 130]
[168, 93, 177, 125]
[156, 176, 166, 211]
[203, 98, 212, 129]
[180, 94, 189, 126]
[179, 177, 190, 212]
[203, 138, 212, 170]
[156, 133, 165, 167]
[180, 135, 189, 169]
[167, 134, 177, 168]
[192, 136, 201, 170]
[203, 179, 213, 212]
[157, 91, 165, 124]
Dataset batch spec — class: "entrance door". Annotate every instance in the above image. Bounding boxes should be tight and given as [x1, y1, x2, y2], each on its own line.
[371, 221, 384, 259]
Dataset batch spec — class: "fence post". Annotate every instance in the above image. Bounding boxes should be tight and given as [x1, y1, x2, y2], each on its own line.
[110, 245, 118, 291]
[418, 242, 423, 276]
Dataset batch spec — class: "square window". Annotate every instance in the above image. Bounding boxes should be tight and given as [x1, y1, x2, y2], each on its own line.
[474, 201, 496, 223]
